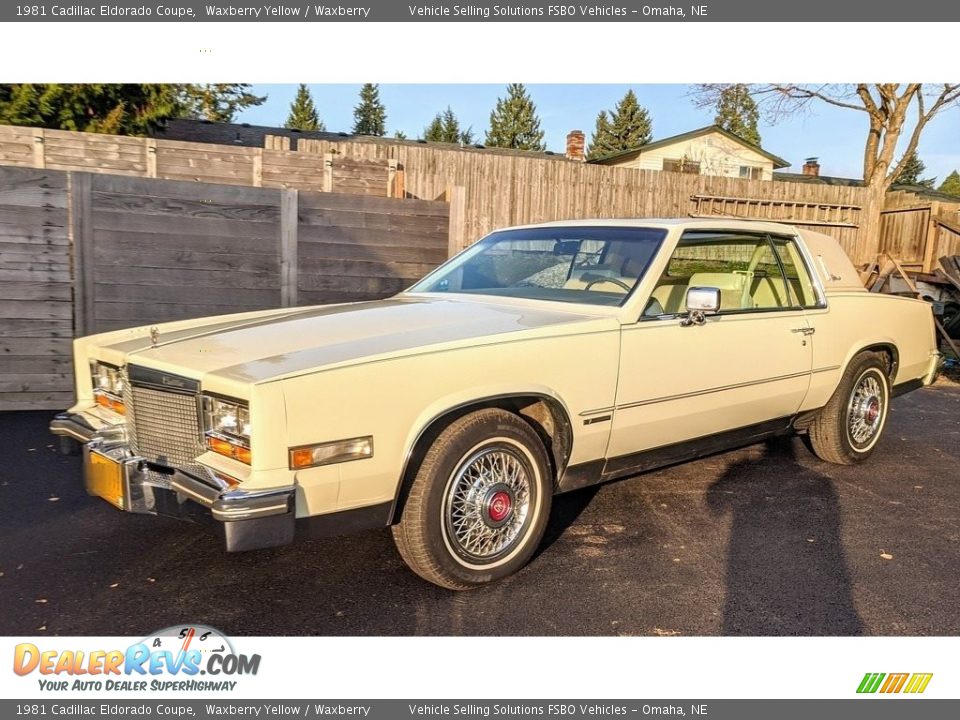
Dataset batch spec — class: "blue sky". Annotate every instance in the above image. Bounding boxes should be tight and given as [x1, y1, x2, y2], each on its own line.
[238, 84, 960, 182]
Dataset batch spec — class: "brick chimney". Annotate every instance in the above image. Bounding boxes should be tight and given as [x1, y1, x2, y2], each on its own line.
[802, 157, 820, 176]
[566, 130, 586, 162]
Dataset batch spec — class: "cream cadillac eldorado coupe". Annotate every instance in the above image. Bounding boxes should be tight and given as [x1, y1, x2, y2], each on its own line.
[50, 219, 942, 589]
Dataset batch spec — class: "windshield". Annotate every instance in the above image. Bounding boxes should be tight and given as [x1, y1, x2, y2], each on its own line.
[409, 226, 667, 306]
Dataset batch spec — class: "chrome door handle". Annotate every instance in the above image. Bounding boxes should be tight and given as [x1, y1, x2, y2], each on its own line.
[791, 327, 816, 336]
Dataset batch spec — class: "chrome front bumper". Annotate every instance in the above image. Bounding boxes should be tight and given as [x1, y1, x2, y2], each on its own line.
[50, 412, 296, 552]
[50, 412, 124, 444]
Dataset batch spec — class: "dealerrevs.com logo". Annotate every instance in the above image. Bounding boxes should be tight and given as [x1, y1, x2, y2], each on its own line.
[13, 625, 260, 692]
[857, 672, 933, 694]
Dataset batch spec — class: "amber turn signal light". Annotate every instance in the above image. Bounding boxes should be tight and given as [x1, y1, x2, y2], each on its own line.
[206, 435, 251, 465]
[95, 394, 126, 415]
[289, 436, 373, 470]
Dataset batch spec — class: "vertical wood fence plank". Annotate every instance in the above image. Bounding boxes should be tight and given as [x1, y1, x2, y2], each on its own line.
[145, 139, 158, 178]
[923, 201, 941, 272]
[447, 185, 466, 256]
[70, 172, 95, 336]
[253, 149, 263, 187]
[32, 128, 45, 168]
[323, 153, 333, 193]
[387, 159, 398, 198]
[280, 189, 299, 307]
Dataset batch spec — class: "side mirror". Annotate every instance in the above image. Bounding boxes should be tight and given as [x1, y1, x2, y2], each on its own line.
[682, 286, 720, 326]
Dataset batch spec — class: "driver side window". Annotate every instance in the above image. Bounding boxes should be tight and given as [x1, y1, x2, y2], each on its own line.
[645, 231, 794, 316]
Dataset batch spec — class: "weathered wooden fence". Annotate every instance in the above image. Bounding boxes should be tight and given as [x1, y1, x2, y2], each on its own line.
[290, 136, 874, 262]
[0, 169, 73, 410]
[0, 166, 450, 411]
[0, 125, 400, 197]
[878, 190, 960, 271]
[9, 123, 960, 268]
[11, 124, 960, 267]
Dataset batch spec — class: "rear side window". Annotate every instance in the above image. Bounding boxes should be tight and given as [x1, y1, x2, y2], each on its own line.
[769, 236, 822, 308]
[649, 231, 793, 315]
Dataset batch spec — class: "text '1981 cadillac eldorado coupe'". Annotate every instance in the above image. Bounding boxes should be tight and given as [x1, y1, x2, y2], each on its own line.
[50, 219, 942, 589]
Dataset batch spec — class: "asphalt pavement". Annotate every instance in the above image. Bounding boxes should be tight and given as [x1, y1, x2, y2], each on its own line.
[1, 385, 958, 636]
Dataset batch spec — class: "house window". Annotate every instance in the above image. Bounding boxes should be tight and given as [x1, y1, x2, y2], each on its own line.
[739, 165, 763, 180]
[662, 158, 701, 174]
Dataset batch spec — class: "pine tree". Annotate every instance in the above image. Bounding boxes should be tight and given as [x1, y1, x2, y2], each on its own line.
[0, 83, 184, 135]
[424, 107, 474, 145]
[0, 84, 266, 134]
[895, 151, 936, 188]
[180, 84, 266, 122]
[285, 84, 323, 131]
[586, 112, 612, 159]
[352, 83, 387, 136]
[424, 115, 444, 142]
[484, 84, 545, 151]
[587, 90, 652, 159]
[393, 130, 408, 140]
[940, 170, 960, 197]
[713, 84, 761, 147]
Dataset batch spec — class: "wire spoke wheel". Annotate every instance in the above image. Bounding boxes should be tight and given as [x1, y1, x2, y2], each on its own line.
[846, 371, 885, 449]
[392, 408, 552, 589]
[809, 353, 891, 465]
[443, 444, 532, 564]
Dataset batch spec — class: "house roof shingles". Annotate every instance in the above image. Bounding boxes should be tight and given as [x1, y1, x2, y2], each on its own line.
[152, 118, 573, 161]
[588, 124, 790, 169]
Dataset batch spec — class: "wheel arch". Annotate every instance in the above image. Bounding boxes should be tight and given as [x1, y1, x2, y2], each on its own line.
[849, 341, 899, 383]
[388, 392, 573, 524]
[796, 341, 898, 431]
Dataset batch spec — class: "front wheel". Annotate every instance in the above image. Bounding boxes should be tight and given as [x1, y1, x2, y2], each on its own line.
[808, 352, 891, 465]
[392, 408, 553, 590]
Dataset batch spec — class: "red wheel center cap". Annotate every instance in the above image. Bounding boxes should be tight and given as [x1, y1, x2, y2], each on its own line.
[865, 398, 880, 424]
[488, 491, 512, 522]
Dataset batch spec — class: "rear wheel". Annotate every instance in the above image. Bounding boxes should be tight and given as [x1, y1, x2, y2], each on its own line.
[392, 408, 553, 590]
[808, 352, 891, 465]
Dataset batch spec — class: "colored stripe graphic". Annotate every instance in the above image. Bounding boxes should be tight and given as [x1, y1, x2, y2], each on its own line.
[903, 673, 933, 694]
[857, 673, 885, 693]
[880, 673, 909, 693]
[857, 672, 932, 694]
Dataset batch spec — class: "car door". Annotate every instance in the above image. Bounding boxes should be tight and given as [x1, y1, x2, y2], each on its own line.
[606, 230, 814, 471]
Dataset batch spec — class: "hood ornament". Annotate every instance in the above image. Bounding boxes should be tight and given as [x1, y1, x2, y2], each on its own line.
[149, 326, 159, 347]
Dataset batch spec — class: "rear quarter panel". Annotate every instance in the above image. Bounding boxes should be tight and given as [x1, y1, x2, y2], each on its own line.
[802, 292, 937, 411]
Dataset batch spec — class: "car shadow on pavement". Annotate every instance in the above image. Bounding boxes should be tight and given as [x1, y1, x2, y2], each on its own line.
[706, 436, 864, 636]
[537, 484, 601, 557]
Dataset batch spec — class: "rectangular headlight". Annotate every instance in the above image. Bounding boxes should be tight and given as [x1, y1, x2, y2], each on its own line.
[289, 437, 373, 470]
[202, 395, 250, 440]
[90, 361, 126, 415]
[202, 395, 251, 464]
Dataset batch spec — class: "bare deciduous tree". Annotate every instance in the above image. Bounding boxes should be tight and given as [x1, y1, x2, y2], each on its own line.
[692, 84, 960, 245]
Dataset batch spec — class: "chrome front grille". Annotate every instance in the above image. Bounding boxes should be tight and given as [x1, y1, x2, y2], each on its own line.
[123, 366, 205, 471]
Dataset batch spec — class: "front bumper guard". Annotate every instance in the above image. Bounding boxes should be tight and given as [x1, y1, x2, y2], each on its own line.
[923, 350, 944, 386]
[50, 412, 124, 444]
[52, 413, 295, 552]
[168, 468, 296, 551]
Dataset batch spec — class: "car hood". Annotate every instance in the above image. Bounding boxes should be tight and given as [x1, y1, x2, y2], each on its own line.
[103, 295, 609, 385]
